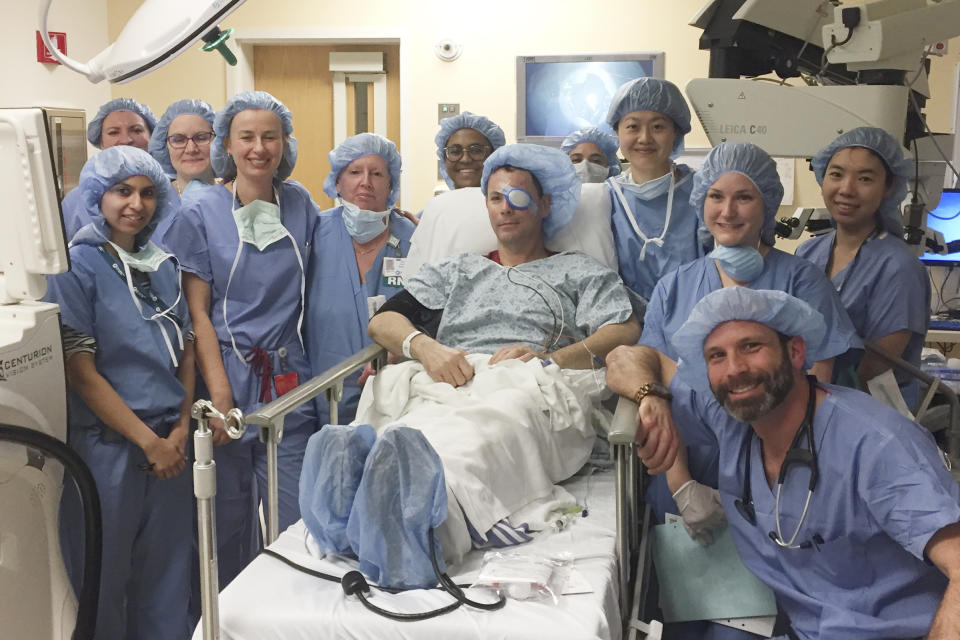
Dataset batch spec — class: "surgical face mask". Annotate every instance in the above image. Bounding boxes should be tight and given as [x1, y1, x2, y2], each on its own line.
[109, 241, 172, 273]
[574, 160, 609, 183]
[708, 244, 765, 283]
[341, 198, 390, 243]
[232, 194, 288, 251]
[615, 170, 673, 200]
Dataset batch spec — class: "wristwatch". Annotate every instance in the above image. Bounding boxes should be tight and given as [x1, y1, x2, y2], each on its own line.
[634, 381, 673, 406]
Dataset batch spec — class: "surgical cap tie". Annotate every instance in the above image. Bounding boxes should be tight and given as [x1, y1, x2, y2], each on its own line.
[223, 188, 306, 363]
[108, 244, 184, 368]
[608, 169, 676, 261]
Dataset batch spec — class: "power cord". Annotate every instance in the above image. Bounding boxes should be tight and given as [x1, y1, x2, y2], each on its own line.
[261, 526, 505, 622]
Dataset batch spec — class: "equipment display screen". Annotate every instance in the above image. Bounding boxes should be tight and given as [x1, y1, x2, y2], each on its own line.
[921, 189, 960, 266]
[517, 54, 663, 144]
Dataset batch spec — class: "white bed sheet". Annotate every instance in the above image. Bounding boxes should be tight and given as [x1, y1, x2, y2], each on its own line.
[193, 469, 622, 640]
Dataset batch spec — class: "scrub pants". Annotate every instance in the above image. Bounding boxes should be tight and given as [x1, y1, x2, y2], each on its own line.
[65, 421, 192, 640]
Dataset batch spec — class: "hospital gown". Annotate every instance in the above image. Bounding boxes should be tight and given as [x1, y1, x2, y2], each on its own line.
[673, 382, 960, 640]
[795, 230, 930, 408]
[364, 250, 633, 559]
[640, 249, 862, 523]
[406, 251, 633, 354]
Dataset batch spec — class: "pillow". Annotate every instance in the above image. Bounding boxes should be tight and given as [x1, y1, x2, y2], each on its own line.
[404, 183, 617, 280]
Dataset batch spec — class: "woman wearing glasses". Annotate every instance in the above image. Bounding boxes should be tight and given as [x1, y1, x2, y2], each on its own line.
[148, 99, 217, 247]
[304, 133, 413, 425]
[149, 99, 217, 198]
[436, 111, 506, 190]
[404, 112, 507, 276]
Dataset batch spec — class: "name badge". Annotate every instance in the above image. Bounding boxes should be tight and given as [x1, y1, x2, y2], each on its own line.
[382, 257, 406, 288]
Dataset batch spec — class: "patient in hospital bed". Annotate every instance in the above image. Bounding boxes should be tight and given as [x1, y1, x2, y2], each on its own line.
[301, 144, 642, 590]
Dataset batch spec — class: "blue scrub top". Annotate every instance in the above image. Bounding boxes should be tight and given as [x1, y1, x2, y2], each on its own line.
[641, 248, 863, 365]
[608, 165, 710, 308]
[45, 244, 190, 429]
[162, 181, 317, 351]
[795, 230, 930, 407]
[675, 383, 960, 640]
[304, 207, 415, 425]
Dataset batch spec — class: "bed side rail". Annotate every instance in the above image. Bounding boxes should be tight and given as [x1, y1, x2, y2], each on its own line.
[864, 340, 960, 464]
[609, 397, 662, 639]
[243, 342, 387, 544]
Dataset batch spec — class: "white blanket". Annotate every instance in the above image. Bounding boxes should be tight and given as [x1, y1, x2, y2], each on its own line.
[355, 355, 606, 554]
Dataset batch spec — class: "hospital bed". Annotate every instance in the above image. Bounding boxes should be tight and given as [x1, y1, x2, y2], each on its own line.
[191, 344, 659, 640]
[190, 184, 665, 639]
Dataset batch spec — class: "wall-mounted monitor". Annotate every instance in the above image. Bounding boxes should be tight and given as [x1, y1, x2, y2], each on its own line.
[921, 189, 960, 267]
[516, 52, 665, 147]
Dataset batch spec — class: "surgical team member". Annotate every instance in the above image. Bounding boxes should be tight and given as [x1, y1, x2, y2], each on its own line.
[148, 99, 218, 248]
[561, 126, 621, 183]
[626, 141, 860, 514]
[162, 90, 319, 587]
[609, 141, 861, 640]
[435, 111, 506, 190]
[667, 287, 960, 640]
[148, 98, 217, 197]
[404, 111, 508, 277]
[305, 133, 414, 425]
[63, 98, 158, 240]
[795, 127, 929, 407]
[605, 77, 710, 309]
[45, 146, 193, 640]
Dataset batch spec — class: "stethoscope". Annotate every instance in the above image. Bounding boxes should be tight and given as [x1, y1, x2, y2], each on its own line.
[734, 375, 822, 550]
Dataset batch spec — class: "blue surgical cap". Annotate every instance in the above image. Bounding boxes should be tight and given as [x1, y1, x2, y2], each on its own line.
[561, 127, 622, 177]
[346, 426, 447, 590]
[480, 143, 581, 239]
[811, 127, 911, 236]
[70, 146, 178, 251]
[435, 111, 507, 189]
[87, 98, 158, 148]
[300, 424, 377, 555]
[211, 91, 298, 181]
[672, 287, 827, 393]
[690, 142, 785, 246]
[605, 78, 691, 155]
[147, 99, 216, 178]
[323, 133, 403, 205]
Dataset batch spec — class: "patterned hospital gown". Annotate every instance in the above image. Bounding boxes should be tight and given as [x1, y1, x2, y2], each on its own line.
[404, 251, 633, 353]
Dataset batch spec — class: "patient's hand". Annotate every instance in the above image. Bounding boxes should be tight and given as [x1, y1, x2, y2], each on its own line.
[489, 344, 544, 365]
[636, 396, 680, 474]
[416, 339, 474, 387]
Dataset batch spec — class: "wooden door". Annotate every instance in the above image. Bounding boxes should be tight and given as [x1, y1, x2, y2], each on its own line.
[254, 43, 401, 210]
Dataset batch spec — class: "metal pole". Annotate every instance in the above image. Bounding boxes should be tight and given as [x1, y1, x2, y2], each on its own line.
[263, 419, 281, 545]
[192, 401, 220, 640]
[191, 400, 245, 640]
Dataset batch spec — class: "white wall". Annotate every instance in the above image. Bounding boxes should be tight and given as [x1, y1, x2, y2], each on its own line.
[104, 0, 960, 215]
[2, 0, 112, 144]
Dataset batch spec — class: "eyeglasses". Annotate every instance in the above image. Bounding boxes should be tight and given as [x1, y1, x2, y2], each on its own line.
[443, 143, 492, 161]
[167, 131, 215, 149]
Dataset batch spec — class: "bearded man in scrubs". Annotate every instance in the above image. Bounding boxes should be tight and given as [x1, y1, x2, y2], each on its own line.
[610, 286, 960, 640]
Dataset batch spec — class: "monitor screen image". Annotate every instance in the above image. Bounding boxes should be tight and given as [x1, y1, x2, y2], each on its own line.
[921, 189, 960, 267]
[517, 53, 664, 146]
